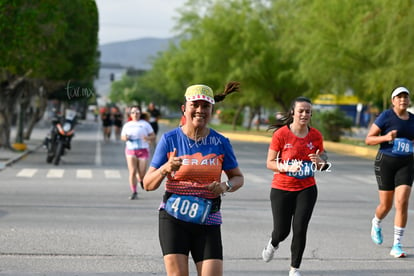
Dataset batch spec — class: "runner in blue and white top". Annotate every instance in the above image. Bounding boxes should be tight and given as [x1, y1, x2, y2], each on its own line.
[143, 82, 243, 276]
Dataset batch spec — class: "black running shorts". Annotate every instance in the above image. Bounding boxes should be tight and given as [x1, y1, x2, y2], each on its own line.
[374, 152, 414, 191]
[158, 210, 223, 263]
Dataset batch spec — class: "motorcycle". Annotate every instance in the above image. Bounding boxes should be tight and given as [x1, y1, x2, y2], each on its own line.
[45, 109, 77, 165]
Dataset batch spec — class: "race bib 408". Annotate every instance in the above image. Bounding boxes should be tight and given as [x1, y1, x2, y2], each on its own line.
[165, 194, 212, 224]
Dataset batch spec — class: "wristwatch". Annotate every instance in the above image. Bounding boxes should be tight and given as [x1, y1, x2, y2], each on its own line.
[225, 181, 233, 192]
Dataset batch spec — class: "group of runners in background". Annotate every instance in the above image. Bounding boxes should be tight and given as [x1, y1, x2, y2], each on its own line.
[94, 85, 414, 276]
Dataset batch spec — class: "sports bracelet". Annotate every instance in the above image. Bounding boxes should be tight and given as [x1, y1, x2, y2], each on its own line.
[225, 181, 233, 192]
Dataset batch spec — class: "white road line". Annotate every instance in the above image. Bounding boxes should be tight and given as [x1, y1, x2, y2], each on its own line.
[16, 168, 38, 178]
[46, 169, 64, 178]
[76, 169, 92, 179]
[104, 170, 121, 179]
[16, 168, 122, 179]
[95, 125, 102, 166]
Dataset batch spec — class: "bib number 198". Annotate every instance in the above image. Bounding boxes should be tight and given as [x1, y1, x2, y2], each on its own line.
[392, 138, 414, 156]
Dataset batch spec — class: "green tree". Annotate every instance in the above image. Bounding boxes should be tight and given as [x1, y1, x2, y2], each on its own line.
[0, 0, 98, 148]
[0, 0, 64, 147]
[282, 0, 414, 109]
[134, 0, 306, 129]
[111, 0, 414, 129]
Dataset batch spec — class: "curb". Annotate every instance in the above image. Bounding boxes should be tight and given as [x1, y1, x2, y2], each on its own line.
[323, 141, 377, 160]
[0, 144, 43, 170]
[221, 132, 272, 144]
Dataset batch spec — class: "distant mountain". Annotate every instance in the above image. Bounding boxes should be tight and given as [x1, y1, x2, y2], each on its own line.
[99, 37, 177, 70]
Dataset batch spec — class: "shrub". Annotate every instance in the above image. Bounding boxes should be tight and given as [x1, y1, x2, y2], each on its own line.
[218, 109, 243, 125]
[312, 108, 353, 142]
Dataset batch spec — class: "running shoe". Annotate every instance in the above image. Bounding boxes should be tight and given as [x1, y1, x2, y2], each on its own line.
[390, 243, 406, 258]
[371, 224, 383, 245]
[289, 269, 301, 276]
[262, 238, 278, 262]
[129, 192, 138, 200]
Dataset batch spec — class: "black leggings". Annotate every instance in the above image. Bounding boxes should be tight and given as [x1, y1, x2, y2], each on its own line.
[270, 185, 317, 268]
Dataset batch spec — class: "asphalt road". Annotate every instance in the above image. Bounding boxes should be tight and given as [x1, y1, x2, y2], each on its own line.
[0, 120, 413, 276]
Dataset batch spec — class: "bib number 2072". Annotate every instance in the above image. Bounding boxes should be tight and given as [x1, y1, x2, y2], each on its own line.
[165, 194, 212, 224]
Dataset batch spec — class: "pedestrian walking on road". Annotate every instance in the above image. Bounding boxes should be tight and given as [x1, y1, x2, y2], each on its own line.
[112, 106, 123, 141]
[146, 102, 161, 136]
[143, 82, 243, 276]
[100, 106, 113, 142]
[365, 86, 414, 258]
[121, 105, 155, 200]
[261, 96, 328, 276]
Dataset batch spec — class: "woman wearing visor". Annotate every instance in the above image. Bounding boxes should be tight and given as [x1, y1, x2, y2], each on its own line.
[143, 82, 243, 276]
[366, 86, 414, 258]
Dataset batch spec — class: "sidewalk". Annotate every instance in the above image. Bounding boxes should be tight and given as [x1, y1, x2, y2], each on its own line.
[0, 127, 45, 170]
[0, 114, 98, 170]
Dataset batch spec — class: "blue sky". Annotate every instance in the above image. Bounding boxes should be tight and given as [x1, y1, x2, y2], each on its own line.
[96, 0, 187, 45]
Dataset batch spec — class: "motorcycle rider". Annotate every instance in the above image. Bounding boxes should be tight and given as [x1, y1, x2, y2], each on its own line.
[43, 108, 76, 151]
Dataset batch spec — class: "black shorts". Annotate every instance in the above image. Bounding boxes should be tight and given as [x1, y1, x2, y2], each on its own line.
[102, 119, 112, 127]
[150, 122, 159, 134]
[114, 120, 123, 128]
[374, 152, 414, 191]
[158, 210, 223, 263]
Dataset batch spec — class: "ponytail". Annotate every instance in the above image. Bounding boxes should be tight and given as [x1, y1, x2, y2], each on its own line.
[214, 81, 240, 103]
